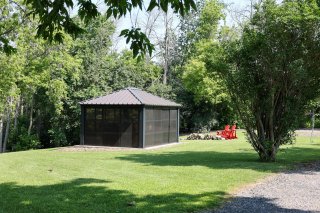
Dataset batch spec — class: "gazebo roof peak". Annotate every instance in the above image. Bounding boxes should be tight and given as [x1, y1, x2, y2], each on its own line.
[80, 87, 181, 107]
[126, 87, 140, 90]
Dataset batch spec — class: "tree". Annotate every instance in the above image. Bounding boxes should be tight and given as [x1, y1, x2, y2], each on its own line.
[171, 0, 231, 131]
[0, 50, 22, 152]
[0, 17, 83, 151]
[118, 8, 178, 84]
[158, 10, 177, 84]
[0, 0, 32, 55]
[183, 42, 227, 106]
[223, 0, 320, 161]
[175, 0, 223, 63]
[180, 0, 225, 104]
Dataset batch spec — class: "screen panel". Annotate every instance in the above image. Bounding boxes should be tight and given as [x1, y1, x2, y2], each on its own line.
[84, 107, 97, 145]
[169, 109, 178, 142]
[84, 106, 140, 147]
[120, 108, 139, 147]
[103, 108, 120, 146]
[144, 108, 177, 147]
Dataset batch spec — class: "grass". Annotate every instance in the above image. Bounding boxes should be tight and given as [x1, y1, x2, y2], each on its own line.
[0, 132, 319, 213]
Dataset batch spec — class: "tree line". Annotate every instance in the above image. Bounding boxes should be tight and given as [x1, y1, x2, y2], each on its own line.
[1, 0, 320, 161]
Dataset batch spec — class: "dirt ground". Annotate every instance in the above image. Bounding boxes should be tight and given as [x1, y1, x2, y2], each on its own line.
[59, 143, 180, 152]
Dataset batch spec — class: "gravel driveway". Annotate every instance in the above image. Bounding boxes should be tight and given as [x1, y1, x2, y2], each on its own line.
[213, 161, 320, 213]
[296, 129, 320, 137]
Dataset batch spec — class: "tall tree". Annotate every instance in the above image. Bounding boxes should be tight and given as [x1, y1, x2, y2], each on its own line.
[224, 0, 320, 161]
[0, 50, 21, 152]
[0, 18, 82, 150]
[172, 0, 230, 131]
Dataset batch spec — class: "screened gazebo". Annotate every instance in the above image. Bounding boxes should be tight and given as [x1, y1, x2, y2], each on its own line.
[79, 88, 181, 148]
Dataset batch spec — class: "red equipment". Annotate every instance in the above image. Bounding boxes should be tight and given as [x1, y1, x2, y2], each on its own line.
[216, 124, 237, 139]
[229, 124, 237, 139]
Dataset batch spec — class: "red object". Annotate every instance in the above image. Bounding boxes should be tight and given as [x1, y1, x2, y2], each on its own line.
[229, 125, 237, 139]
[216, 125, 230, 138]
[216, 124, 237, 139]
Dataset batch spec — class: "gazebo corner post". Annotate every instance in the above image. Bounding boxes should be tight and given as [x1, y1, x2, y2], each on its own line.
[177, 108, 180, 143]
[80, 105, 85, 145]
[139, 107, 146, 148]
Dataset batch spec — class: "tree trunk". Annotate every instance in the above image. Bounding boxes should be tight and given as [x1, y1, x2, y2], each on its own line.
[20, 97, 24, 116]
[163, 12, 169, 85]
[252, 95, 279, 162]
[311, 109, 315, 143]
[0, 116, 3, 153]
[28, 96, 34, 136]
[256, 144, 277, 162]
[36, 109, 41, 136]
[13, 97, 20, 132]
[3, 98, 12, 153]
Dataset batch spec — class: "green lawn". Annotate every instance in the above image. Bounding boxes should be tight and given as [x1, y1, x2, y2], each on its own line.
[0, 132, 319, 213]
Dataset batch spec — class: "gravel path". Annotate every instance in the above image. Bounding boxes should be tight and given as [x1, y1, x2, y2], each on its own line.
[213, 161, 320, 213]
[296, 129, 320, 137]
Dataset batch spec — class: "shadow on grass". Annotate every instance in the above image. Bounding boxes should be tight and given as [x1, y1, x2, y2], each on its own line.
[213, 196, 312, 213]
[0, 178, 226, 213]
[116, 147, 320, 173]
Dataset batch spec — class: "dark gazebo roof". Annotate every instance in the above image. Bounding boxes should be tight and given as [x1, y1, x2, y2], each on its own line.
[80, 87, 181, 107]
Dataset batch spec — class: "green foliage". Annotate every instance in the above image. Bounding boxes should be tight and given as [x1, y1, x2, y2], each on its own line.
[225, 0, 320, 161]
[147, 83, 174, 100]
[23, 0, 197, 59]
[0, 0, 22, 54]
[10, 132, 41, 151]
[8, 115, 41, 151]
[107, 51, 163, 91]
[0, 18, 82, 150]
[6, 0, 320, 164]
[190, 106, 219, 132]
[120, 28, 155, 60]
[176, 0, 223, 62]
[197, 0, 224, 40]
[174, 0, 231, 132]
[0, 55, 20, 112]
[301, 99, 320, 128]
[182, 42, 228, 105]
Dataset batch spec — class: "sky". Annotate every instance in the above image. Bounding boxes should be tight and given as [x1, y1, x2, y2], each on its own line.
[73, 0, 253, 51]
[111, 0, 253, 51]
[224, 0, 249, 7]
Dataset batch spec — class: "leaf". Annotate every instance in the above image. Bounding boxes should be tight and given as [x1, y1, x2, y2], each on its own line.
[190, 0, 196, 10]
[160, 0, 168, 12]
[54, 32, 64, 43]
[113, 9, 118, 18]
[106, 8, 112, 18]
[147, 0, 158, 11]
[119, 29, 129, 36]
[126, 36, 131, 44]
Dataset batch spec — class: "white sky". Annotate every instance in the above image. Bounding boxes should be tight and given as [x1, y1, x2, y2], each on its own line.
[224, 0, 249, 7]
[111, 0, 253, 51]
[70, 0, 253, 51]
